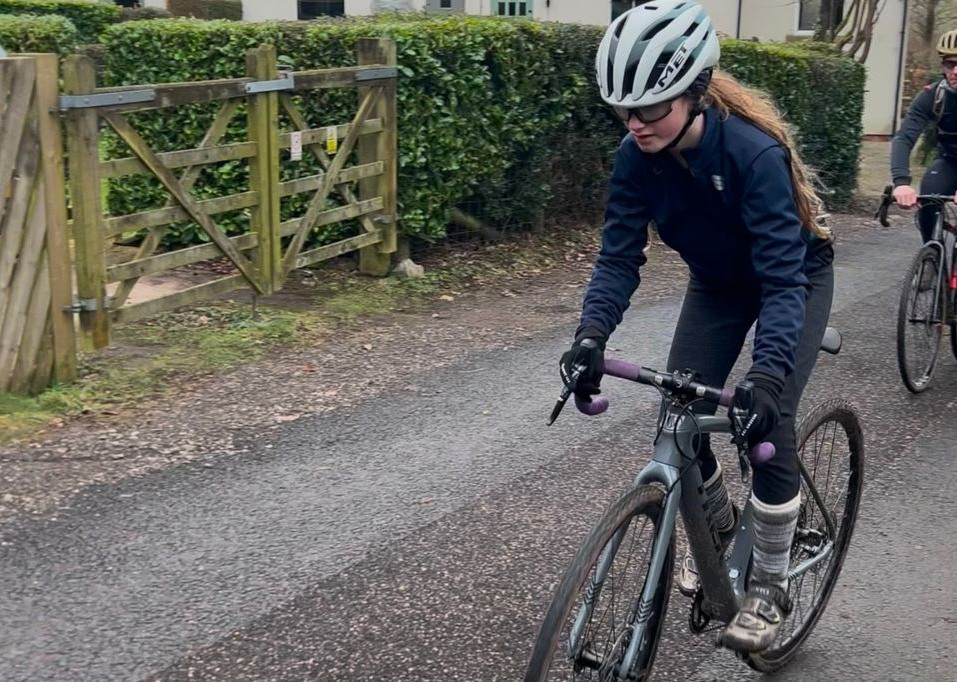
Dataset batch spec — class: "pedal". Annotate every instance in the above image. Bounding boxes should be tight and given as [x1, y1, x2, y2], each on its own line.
[712, 629, 746, 660]
[688, 587, 711, 634]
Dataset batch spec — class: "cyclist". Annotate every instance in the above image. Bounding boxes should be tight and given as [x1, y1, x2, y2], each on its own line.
[559, 0, 834, 653]
[891, 29, 957, 245]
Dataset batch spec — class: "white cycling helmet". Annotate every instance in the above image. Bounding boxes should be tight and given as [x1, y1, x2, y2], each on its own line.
[596, 0, 720, 107]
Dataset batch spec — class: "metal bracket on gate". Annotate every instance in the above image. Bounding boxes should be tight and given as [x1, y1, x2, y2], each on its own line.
[245, 71, 295, 94]
[355, 67, 398, 82]
[58, 89, 156, 111]
[63, 297, 112, 314]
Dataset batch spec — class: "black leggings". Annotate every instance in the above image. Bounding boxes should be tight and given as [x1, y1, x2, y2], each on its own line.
[665, 244, 834, 505]
[918, 157, 957, 242]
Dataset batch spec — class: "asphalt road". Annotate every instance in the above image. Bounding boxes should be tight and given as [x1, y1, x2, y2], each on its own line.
[3, 220, 956, 681]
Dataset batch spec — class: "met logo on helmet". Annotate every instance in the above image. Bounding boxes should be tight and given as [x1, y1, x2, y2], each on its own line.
[655, 43, 690, 92]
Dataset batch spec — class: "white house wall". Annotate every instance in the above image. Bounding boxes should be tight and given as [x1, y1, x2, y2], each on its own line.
[347, 0, 426, 14]
[736, 0, 907, 136]
[245, 0, 297, 20]
[532, 2, 604, 24]
[698, 0, 739, 37]
[231, 0, 904, 135]
[856, 0, 909, 136]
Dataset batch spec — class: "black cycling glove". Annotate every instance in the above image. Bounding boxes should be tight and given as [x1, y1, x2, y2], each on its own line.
[733, 368, 785, 446]
[559, 327, 607, 401]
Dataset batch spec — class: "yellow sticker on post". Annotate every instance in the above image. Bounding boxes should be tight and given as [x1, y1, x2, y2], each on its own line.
[326, 126, 338, 155]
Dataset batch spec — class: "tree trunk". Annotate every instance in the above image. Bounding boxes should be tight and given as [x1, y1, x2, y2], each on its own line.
[924, 0, 941, 69]
[818, 0, 841, 40]
[820, 0, 882, 64]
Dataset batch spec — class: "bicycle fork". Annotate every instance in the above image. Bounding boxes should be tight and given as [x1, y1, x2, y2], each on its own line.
[566, 488, 680, 678]
[911, 243, 948, 327]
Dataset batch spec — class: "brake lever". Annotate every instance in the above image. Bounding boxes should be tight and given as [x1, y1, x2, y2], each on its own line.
[729, 381, 755, 483]
[547, 363, 584, 425]
[876, 184, 893, 227]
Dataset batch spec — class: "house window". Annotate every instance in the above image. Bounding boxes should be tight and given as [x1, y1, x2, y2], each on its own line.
[426, 0, 462, 11]
[495, 1, 531, 17]
[798, 0, 820, 31]
[298, 0, 345, 19]
[798, 0, 842, 32]
[612, 1, 650, 21]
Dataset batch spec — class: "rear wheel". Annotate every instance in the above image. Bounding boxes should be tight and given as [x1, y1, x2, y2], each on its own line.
[747, 399, 865, 672]
[950, 321, 957, 363]
[897, 245, 943, 393]
[525, 484, 674, 682]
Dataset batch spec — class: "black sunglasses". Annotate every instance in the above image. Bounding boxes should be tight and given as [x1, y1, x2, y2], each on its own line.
[942, 58, 957, 72]
[612, 99, 675, 124]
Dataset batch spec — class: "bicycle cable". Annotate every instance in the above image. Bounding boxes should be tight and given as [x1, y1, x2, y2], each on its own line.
[665, 397, 708, 494]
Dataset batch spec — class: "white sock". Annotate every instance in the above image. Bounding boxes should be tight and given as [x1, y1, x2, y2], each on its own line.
[703, 463, 735, 534]
[750, 493, 801, 590]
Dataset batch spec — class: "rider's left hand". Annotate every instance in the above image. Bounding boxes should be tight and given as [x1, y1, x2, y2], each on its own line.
[733, 368, 785, 445]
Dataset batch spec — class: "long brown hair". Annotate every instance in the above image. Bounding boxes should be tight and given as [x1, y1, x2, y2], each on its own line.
[703, 70, 830, 239]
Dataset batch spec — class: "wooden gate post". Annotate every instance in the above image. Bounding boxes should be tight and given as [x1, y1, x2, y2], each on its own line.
[35, 54, 77, 385]
[63, 55, 110, 351]
[357, 37, 398, 277]
[246, 44, 281, 294]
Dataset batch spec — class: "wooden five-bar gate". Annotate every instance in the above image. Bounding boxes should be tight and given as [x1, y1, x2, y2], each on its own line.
[0, 54, 76, 394]
[0, 39, 398, 394]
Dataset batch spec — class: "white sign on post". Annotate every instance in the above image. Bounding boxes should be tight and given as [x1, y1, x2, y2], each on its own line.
[290, 131, 303, 161]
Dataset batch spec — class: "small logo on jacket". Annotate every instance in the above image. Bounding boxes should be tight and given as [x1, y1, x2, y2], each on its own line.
[711, 175, 725, 191]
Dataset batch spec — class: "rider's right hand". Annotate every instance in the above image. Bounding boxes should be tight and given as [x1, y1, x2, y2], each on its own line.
[559, 328, 607, 402]
[893, 184, 918, 209]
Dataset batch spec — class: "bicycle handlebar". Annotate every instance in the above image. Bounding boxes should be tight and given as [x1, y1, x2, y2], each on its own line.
[875, 183, 955, 227]
[571, 358, 776, 465]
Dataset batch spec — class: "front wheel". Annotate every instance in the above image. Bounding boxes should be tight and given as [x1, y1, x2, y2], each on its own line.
[897, 245, 944, 393]
[525, 484, 674, 682]
[747, 398, 865, 673]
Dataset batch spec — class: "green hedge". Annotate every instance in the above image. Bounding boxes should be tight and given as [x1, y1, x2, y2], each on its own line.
[0, 13, 77, 54]
[0, 0, 119, 43]
[99, 17, 613, 245]
[97, 17, 864, 248]
[721, 39, 865, 206]
[118, 6, 171, 22]
[167, 0, 242, 21]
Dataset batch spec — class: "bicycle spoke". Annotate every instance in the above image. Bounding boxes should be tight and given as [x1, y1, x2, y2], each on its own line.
[770, 406, 860, 657]
[560, 511, 659, 681]
[900, 249, 944, 391]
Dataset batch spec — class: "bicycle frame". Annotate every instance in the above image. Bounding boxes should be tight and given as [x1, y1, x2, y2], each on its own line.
[566, 402, 837, 678]
[908, 199, 957, 327]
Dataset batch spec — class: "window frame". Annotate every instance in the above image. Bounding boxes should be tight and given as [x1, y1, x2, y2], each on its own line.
[494, 1, 532, 17]
[297, 0, 346, 20]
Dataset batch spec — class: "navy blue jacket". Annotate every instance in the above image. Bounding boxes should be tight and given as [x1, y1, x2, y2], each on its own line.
[580, 107, 816, 380]
[891, 80, 957, 186]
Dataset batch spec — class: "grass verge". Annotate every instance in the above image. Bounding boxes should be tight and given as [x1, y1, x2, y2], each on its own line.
[0, 225, 599, 446]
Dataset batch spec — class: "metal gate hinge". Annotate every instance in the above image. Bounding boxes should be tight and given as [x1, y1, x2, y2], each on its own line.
[58, 89, 156, 111]
[63, 297, 111, 314]
[245, 72, 295, 94]
[355, 67, 398, 82]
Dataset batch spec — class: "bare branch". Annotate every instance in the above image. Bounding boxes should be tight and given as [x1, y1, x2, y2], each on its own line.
[812, 0, 886, 64]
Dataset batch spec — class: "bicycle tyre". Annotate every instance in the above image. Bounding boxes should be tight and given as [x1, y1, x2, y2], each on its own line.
[950, 320, 957, 363]
[747, 398, 865, 672]
[524, 484, 674, 682]
[897, 246, 943, 393]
